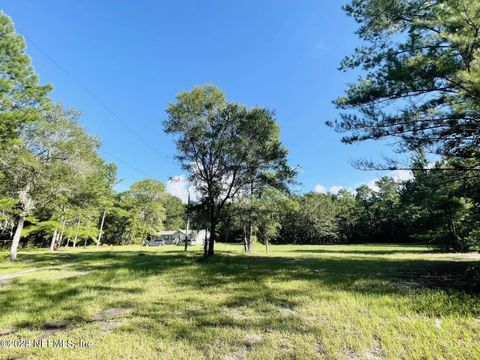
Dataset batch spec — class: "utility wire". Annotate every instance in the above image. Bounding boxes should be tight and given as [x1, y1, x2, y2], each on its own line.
[21, 31, 170, 161]
[101, 149, 157, 179]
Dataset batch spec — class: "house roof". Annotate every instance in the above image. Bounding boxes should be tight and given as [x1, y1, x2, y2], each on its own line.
[159, 229, 205, 234]
[158, 230, 181, 236]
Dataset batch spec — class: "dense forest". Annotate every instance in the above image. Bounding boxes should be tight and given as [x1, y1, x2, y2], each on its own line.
[0, 12, 185, 260]
[1, 0, 480, 260]
[218, 153, 480, 252]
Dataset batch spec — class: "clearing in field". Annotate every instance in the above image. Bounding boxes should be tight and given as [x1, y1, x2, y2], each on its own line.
[0, 244, 479, 360]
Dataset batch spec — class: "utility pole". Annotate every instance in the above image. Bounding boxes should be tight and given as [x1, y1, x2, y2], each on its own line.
[184, 189, 190, 251]
[167, 176, 191, 252]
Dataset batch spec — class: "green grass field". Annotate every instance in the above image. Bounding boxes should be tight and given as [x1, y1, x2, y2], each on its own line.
[0, 244, 479, 360]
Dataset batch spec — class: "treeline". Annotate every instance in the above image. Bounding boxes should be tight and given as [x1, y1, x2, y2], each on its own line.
[161, 0, 480, 256]
[2, 0, 480, 260]
[318, 0, 480, 251]
[217, 151, 480, 251]
[0, 13, 185, 259]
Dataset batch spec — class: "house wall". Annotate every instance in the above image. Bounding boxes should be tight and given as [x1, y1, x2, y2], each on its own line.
[159, 232, 185, 245]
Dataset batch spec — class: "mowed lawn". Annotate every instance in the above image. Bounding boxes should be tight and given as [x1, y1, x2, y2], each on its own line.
[0, 244, 479, 360]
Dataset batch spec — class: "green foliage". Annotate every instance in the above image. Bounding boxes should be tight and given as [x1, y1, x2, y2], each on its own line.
[465, 263, 480, 290]
[164, 84, 294, 255]
[402, 153, 479, 251]
[21, 218, 60, 238]
[161, 193, 185, 230]
[0, 244, 478, 359]
[329, 0, 480, 160]
[101, 179, 169, 245]
[277, 193, 342, 244]
[254, 188, 299, 249]
[322, 0, 480, 252]
[0, 12, 51, 149]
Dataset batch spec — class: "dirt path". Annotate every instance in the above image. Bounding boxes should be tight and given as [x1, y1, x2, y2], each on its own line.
[0, 268, 41, 281]
[0, 266, 91, 286]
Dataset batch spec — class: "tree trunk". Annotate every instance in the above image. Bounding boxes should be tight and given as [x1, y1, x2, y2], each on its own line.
[55, 217, 66, 249]
[9, 221, 14, 240]
[9, 184, 34, 261]
[243, 225, 247, 252]
[246, 222, 253, 253]
[447, 216, 462, 251]
[246, 181, 254, 253]
[49, 230, 58, 252]
[184, 213, 190, 251]
[73, 219, 80, 248]
[97, 208, 106, 248]
[265, 237, 269, 253]
[203, 220, 209, 255]
[207, 205, 215, 256]
[9, 215, 26, 261]
[58, 232, 64, 247]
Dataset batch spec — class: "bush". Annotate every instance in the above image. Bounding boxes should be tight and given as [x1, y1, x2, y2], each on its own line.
[465, 263, 480, 290]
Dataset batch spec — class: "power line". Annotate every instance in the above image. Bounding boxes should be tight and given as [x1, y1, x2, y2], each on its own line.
[101, 149, 157, 179]
[21, 31, 170, 161]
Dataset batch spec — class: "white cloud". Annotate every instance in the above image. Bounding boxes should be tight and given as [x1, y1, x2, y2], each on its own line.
[366, 179, 380, 192]
[391, 169, 413, 182]
[363, 169, 413, 193]
[166, 175, 199, 203]
[329, 185, 344, 195]
[314, 168, 415, 196]
[314, 184, 351, 195]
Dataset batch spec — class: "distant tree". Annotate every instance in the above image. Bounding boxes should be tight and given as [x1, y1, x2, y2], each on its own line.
[235, 163, 297, 252]
[5, 105, 103, 259]
[114, 179, 166, 244]
[354, 185, 376, 240]
[129, 179, 167, 243]
[94, 163, 118, 247]
[101, 201, 133, 245]
[334, 189, 359, 242]
[301, 193, 342, 244]
[353, 177, 406, 242]
[254, 188, 299, 252]
[161, 193, 185, 230]
[277, 193, 341, 245]
[402, 152, 478, 251]
[164, 85, 292, 256]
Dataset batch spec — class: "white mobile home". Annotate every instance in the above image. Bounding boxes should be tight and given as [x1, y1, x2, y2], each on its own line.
[181, 229, 210, 246]
[157, 230, 186, 245]
[156, 229, 210, 246]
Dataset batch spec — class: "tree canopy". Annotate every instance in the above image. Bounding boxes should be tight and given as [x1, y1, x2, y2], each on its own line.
[328, 0, 480, 161]
[164, 85, 294, 256]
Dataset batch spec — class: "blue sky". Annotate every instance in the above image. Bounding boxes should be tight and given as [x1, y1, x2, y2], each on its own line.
[2, 0, 400, 199]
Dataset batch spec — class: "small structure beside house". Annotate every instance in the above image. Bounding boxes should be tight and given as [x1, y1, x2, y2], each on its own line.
[156, 230, 185, 245]
[183, 229, 210, 246]
[156, 229, 209, 246]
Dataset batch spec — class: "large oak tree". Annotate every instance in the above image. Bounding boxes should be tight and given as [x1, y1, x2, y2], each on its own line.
[164, 85, 292, 256]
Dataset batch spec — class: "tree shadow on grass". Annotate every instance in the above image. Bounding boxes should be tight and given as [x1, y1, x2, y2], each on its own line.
[288, 248, 443, 256]
[0, 249, 478, 334]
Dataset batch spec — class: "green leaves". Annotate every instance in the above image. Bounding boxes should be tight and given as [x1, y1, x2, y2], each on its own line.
[0, 13, 52, 148]
[0, 15, 118, 253]
[102, 179, 169, 245]
[330, 0, 480, 159]
[164, 84, 294, 255]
